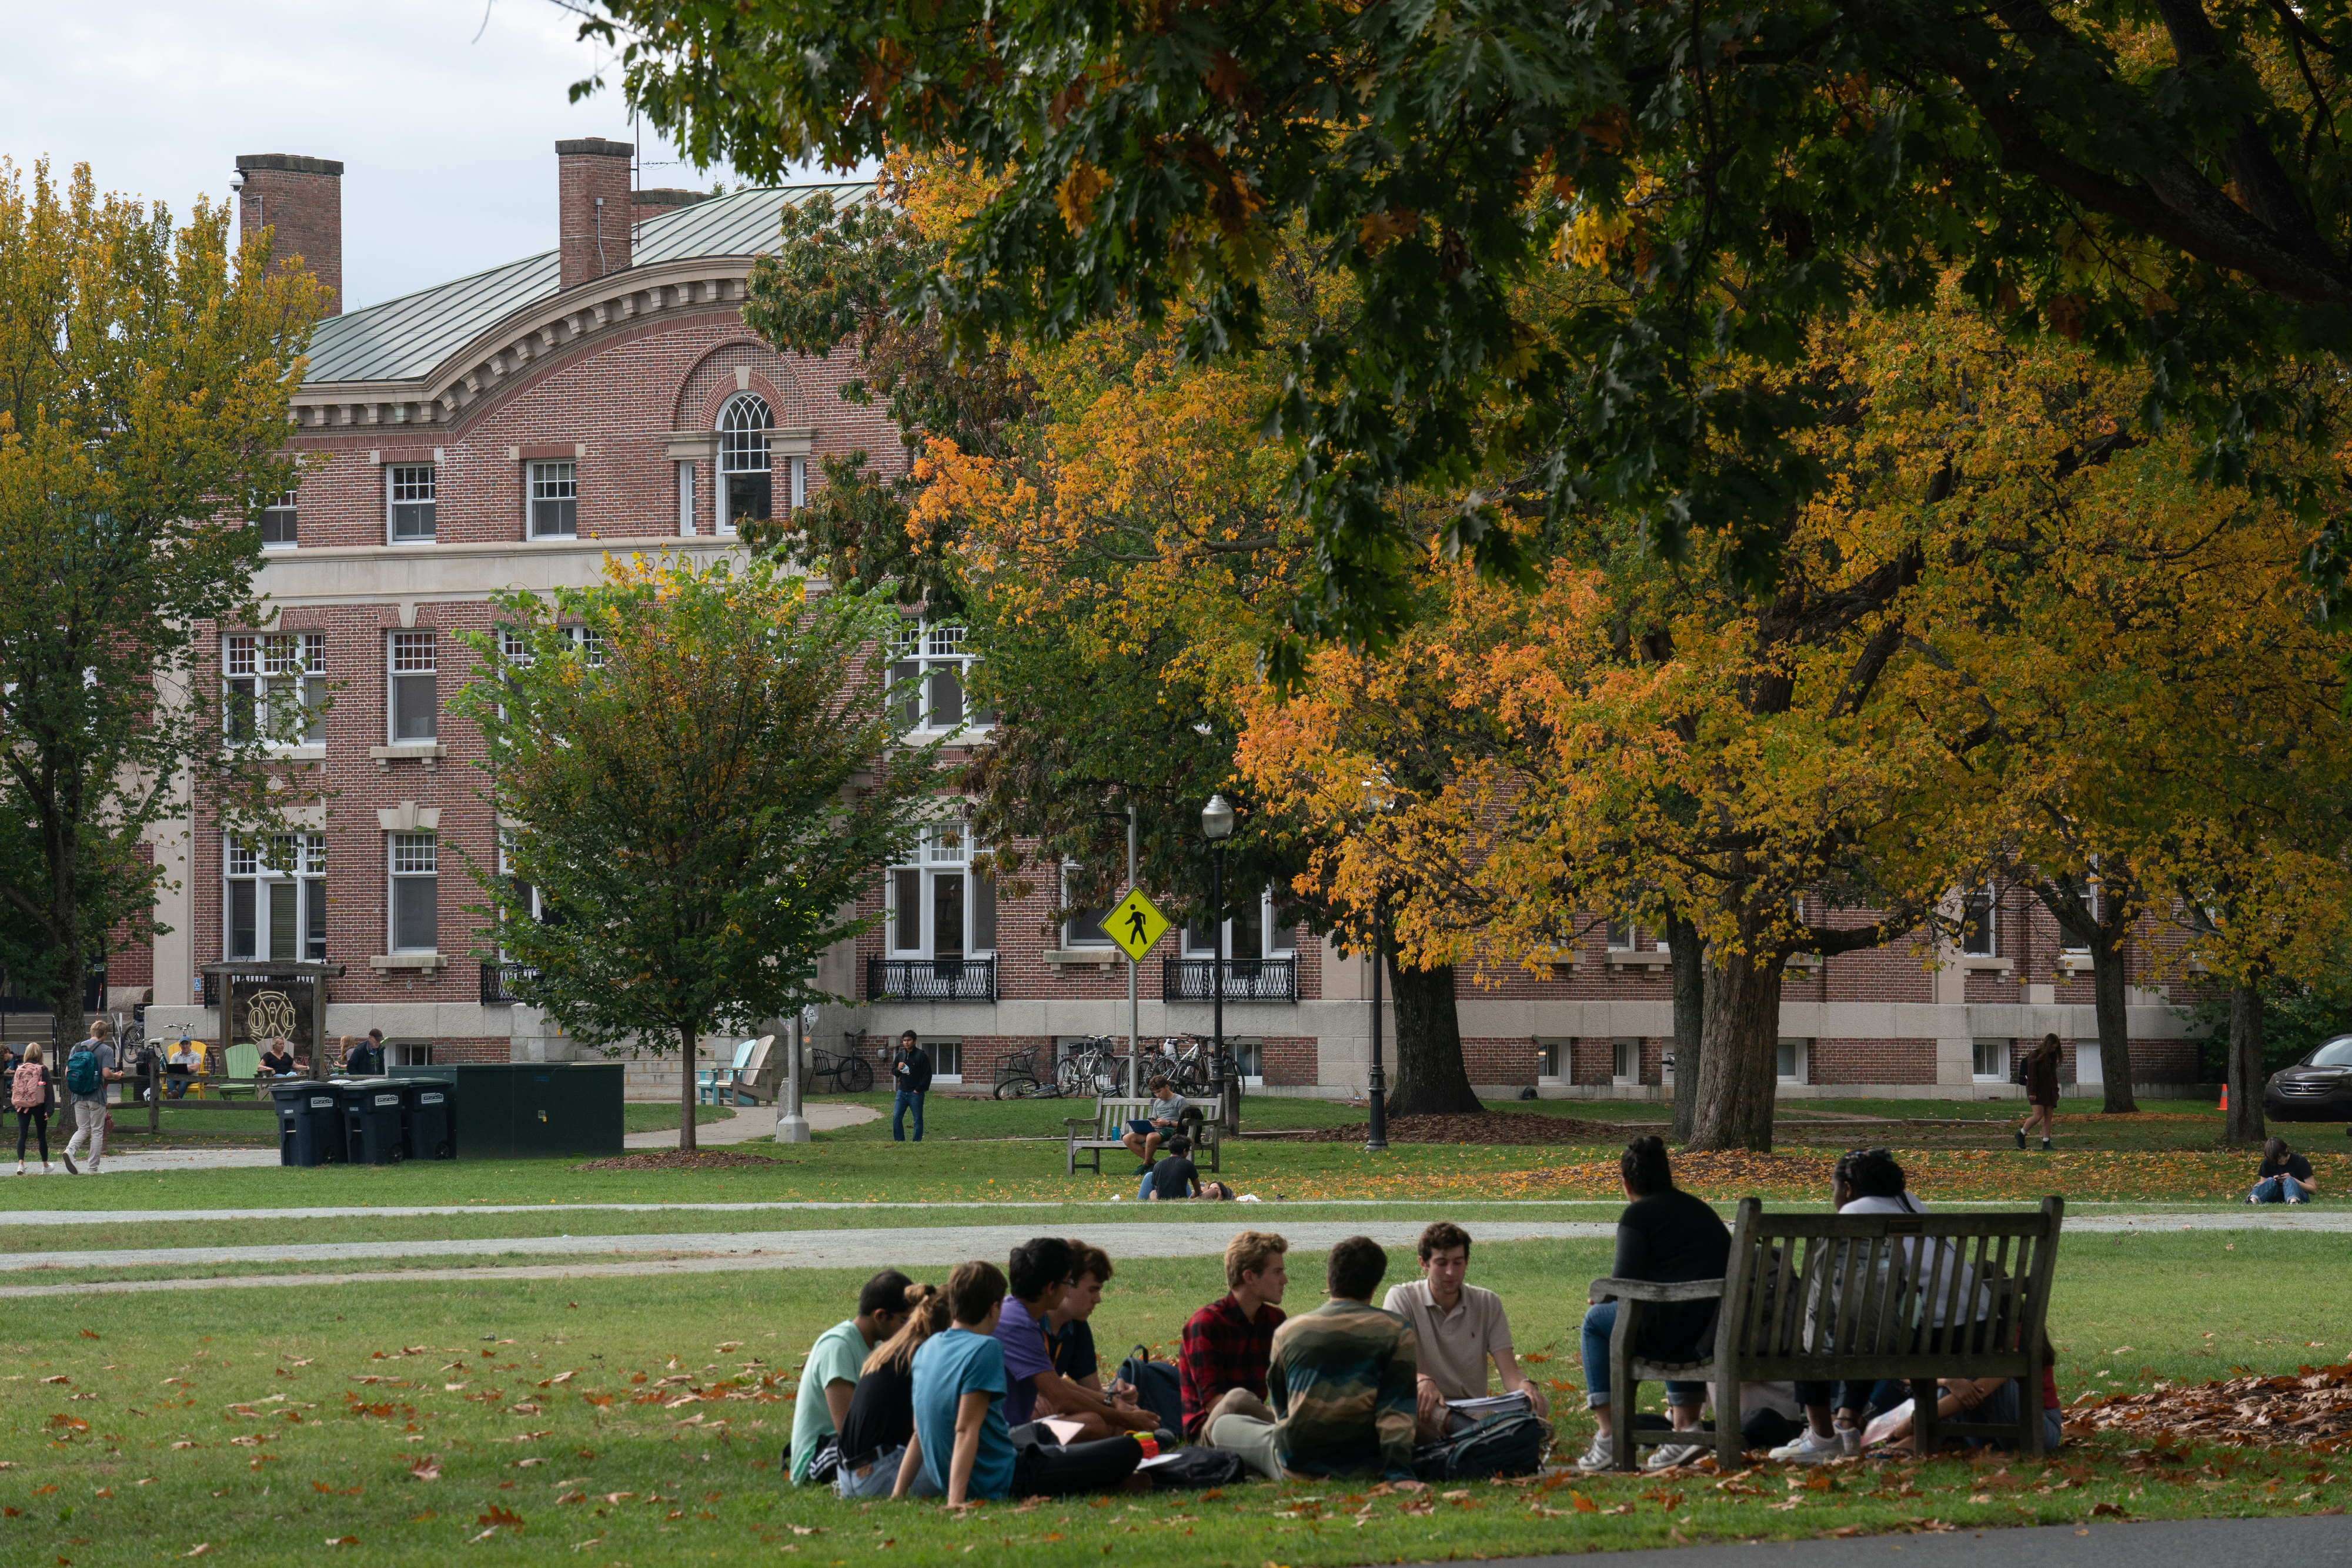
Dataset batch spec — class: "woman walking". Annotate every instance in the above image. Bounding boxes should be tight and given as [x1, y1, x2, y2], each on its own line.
[12, 1043, 53, 1175]
[2016, 1034, 2062, 1151]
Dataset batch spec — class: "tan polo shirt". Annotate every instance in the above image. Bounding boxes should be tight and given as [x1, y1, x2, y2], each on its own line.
[1380, 1279, 1513, 1400]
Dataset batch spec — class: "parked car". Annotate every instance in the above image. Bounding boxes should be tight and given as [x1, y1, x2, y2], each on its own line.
[2263, 1034, 2352, 1122]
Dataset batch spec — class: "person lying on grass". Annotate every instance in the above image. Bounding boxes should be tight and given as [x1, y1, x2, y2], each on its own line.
[1119, 1075, 1189, 1173]
[995, 1236, 1160, 1440]
[911, 1259, 1144, 1506]
[1382, 1220, 1552, 1443]
[787, 1268, 914, 1486]
[1865, 1340, 2063, 1455]
[835, 1282, 950, 1500]
[1203, 1233, 1423, 1485]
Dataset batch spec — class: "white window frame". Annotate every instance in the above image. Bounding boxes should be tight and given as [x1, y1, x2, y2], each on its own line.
[527, 459, 578, 540]
[1611, 1036, 1639, 1087]
[386, 631, 437, 744]
[890, 621, 987, 735]
[224, 833, 328, 962]
[1060, 863, 1112, 948]
[718, 393, 771, 536]
[224, 632, 326, 747]
[1605, 917, 1636, 951]
[1535, 1038, 1567, 1084]
[387, 832, 439, 954]
[257, 489, 299, 549]
[1776, 1037, 1810, 1085]
[885, 827, 998, 960]
[1182, 885, 1294, 962]
[676, 460, 696, 537]
[1972, 1037, 2011, 1083]
[2059, 867, 2100, 955]
[1961, 883, 1998, 957]
[387, 463, 436, 543]
[924, 1037, 964, 1084]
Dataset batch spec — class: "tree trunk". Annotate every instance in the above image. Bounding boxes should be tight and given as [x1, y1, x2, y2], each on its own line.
[1668, 912, 1705, 1145]
[2089, 940, 2139, 1115]
[680, 1022, 700, 1152]
[1388, 961, 1482, 1118]
[1688, 940, 1785, 1152]
[2224, 981, 2266, 1145]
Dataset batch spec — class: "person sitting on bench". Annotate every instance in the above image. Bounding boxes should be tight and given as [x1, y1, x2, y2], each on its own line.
[1381, 1221, 1551, 1443]
[1119, 1076, 1189, 1174]
[910, 1260, 1144, 1505]
[1575, 1136, 1730, 1473]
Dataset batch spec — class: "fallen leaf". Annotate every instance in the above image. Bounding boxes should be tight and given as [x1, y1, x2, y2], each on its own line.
[408, 1459, 441, 1483]
[325, 1537, 358, 1547]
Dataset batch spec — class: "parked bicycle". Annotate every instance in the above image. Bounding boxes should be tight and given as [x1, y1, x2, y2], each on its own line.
[808, 1044, 874, 1094]
[991, 1044, 1063, 1100]
[1143, 1034, 1223, 1096]
[1054, 1036, 1125, 1099]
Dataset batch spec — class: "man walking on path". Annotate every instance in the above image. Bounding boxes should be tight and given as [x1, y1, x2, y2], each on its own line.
[892, 1031, 931, 1142]
[61, 1018, 122, 1176]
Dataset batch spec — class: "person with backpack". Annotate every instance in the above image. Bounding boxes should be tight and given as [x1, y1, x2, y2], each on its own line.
[1043, 1241, 1168, 1438]
[61, 1018, 121, 1175]
[2014, 1034, 2062, 1151]
[12, 1043, 54, 1175]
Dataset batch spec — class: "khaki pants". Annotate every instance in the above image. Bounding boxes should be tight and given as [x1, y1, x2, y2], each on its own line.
[1205, 1412, 1284, 1480]
[65, 1101, 106, 1169]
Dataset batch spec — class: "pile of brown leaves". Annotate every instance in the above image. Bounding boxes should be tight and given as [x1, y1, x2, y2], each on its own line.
[574, 1149, 781, 1172]
[1522, 1148, 1843, 1192]
[2073, 1363, 2352, 1450]
[1278, 1112, 1631, 1145]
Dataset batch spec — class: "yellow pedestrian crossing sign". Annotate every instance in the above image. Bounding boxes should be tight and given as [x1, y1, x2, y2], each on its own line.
[1105, 888, 1170, 962]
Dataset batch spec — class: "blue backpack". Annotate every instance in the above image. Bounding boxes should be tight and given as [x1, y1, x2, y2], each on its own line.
[1114, 1344, 1184, 1437]
[65, 1047, 101, 1097]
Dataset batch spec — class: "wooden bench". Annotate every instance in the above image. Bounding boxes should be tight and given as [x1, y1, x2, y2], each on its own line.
[1063, 1096, 1221, 1176]
[1592, 1194, 2064, 1472]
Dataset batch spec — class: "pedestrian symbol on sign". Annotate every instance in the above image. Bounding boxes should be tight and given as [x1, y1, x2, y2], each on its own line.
[1104, 888, 1170, 962]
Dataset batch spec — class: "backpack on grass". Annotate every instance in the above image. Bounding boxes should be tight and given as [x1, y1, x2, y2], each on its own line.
[1115, 1345, 1183, 1437]
[1410, 1411, 1551, 1482]
[65, 1047, 100, 1097]
[1141, 1445, 1245, 1490]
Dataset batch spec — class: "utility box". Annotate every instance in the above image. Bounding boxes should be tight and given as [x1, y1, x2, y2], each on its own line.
[389, 1062, 623, 1158]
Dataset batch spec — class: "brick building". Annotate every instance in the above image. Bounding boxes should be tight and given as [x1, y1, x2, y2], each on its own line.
[131, 140, 2204, 1099]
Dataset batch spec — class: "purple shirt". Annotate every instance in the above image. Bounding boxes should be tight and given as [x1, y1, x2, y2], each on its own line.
[993, 1296, 1054, 1427]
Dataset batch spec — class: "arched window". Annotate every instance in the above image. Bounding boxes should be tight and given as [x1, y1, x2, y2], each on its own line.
[719, 392, 772, 530]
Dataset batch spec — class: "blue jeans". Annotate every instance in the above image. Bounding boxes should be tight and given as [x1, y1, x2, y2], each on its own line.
[892, 1090, 924, 1141]
[1581, 1301, 1705, 1410]
[2250, 1175, 2307, 1203]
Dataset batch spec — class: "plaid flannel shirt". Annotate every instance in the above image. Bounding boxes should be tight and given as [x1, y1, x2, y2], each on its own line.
[1178, 1293, 1286, 1440]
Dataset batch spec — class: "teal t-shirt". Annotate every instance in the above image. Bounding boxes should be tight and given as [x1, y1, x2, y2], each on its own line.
[911, 1326, 1014, 1501]
[789, 1318, 867, 1484]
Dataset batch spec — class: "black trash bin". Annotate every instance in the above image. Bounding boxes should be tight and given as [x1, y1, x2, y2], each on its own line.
[270, 1081, 341, 1168]
[400, 1077, 456, 1161]
[339, 1078, 407, 1165]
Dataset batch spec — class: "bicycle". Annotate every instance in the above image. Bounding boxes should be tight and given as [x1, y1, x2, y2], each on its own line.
[808, 1045, 875, 1094]
[1144, 1035, 1218, 1096]
[992, 1045, 1063, 1100]
[1054, 1037, 1124, 1099]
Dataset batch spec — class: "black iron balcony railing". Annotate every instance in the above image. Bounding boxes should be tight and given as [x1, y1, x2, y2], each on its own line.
[1162, 957, 1298, 1002]
[867, 956, 997, 1001]
[480, 961, 538, 1006]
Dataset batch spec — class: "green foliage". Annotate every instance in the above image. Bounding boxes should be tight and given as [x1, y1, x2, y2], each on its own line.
[450, 555, 940, 1135]
[576, 0, 2352, 650]
[2185, 975, 2352, 1081]
[0, 158, 325, 1037]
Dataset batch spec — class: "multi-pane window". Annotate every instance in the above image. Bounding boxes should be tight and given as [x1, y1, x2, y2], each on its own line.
[258, 490, 298, 547]
[719, 393, 771, 531]
[388, 464, 436, 541]
[1605, 916, 1636, 950]
[496, 834, 557, 961]
[225, 633, 326, 745]
[528, 460, 577, 539]
[1536, 1040, 1566, 1081]
[499, 626, 604, 666]
[891, 623, 991, 733]
[1960, 884, 1998, 956]
[387, 632, 437, 742]
[1061, 865, 1112, 948]
[225, 834, 327, 961]
[389, 833, 438, 952]
[1184, 886, 1295, 961]
[1973, 1038, 2010, 1081]
[888, 826, 997, 959]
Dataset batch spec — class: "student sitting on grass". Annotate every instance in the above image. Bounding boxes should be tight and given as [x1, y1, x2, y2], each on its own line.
[1381, 1221, 1551, 1443]
[1120, 1075, 1188, 1174]
[1202, 1235, 1421, 1483]
[1140, 1135, 1202, 1199]
[836, 1283, 951, 1499]
[1183, 1231, 1291, 1467]
[1039, 1240, 1164, 1437]
[788, 1269, 916, 1485]
[994, 1238, 1157, 1440]
[910, 1260, 1144, 1505]
[2250, 1136, 2318, 1204]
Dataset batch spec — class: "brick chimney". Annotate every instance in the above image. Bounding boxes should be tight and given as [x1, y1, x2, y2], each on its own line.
[235, 153, 343, 316]
[630, 186, 714, 233]
[557, 138, 634, 290]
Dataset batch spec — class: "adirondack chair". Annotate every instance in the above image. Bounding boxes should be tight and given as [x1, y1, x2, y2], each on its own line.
[218, 1041, 263, 1099]
[697, 1039, 760, 1105]
[715, 1035, 780, 1106]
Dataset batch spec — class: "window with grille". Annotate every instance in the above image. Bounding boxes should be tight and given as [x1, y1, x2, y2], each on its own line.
[389, 833, 438, 952]
[528, 459, 577, 539]
[387, 632, 437, 742]
[1061, 864, 1111, 948]
[387, 464, 436, 541]
[888, 827, 996, 958]
[226, 833, 326, 961]
[890, 621, 990, 734]
[224, 633, 326, 745]
[719, 393, 771, 531]
[258, 490, 298, 547]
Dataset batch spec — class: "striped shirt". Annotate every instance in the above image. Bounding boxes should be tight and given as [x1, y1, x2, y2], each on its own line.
[1267, 1298, 1418, 1481]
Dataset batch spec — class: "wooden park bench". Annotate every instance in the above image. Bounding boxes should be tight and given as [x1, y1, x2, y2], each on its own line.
[1592, 1195, 2064, 1472]
[1064, 1096, 1221, 1176]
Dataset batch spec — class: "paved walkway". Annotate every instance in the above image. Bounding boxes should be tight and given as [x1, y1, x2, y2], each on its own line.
[1468, 1515, 2348, 1568]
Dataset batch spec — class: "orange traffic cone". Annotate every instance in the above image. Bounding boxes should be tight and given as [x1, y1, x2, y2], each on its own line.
[2220, 1084, 2229, 1113]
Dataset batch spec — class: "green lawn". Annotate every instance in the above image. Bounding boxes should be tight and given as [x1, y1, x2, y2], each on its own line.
[76, 1098, 730, 1151]
[6, 1235, 2344, 1567]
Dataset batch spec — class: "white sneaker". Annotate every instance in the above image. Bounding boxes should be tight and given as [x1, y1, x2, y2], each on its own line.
[1644, 1440, 1708, 1470]
[1837, 1425, 1862, 1456]
[1575, 1434, 1617, 1473]
[1768, 1427, 1845, 1463]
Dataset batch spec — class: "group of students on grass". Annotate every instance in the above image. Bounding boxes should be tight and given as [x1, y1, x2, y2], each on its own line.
[780, 1136, 2067, 1505]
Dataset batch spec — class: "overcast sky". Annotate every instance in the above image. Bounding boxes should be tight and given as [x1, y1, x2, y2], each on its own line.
[0, 0, 842, 312]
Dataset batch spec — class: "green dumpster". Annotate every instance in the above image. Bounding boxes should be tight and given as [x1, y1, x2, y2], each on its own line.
[389, 1062, 622, 1158]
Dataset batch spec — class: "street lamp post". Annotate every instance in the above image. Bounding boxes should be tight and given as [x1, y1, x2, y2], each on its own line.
[1365, 891, 1389, 1151]
[1201, 794, 1235, 1125]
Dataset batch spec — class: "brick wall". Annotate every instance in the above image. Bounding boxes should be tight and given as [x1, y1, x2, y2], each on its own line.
[237, 154, 342, 315]
[1261, 1035, 1316, 1086]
